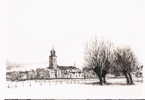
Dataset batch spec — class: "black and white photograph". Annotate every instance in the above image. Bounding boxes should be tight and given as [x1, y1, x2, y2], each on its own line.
[0, 0, 145, 99]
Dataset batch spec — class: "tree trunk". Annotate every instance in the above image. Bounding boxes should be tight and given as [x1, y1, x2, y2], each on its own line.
[102, 75, 106, 84]
[124, 72, 130, 84]
[128, 73, 134, 85]
[102, 71, 107, 84]
[94, 66, 103, 85]
[97, 73, 103, 85]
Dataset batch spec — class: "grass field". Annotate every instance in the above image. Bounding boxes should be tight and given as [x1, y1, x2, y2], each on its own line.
[7, 76, 143, 88]
[4, 77, 144, 99]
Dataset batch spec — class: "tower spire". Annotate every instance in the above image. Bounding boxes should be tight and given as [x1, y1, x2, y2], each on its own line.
[49, 47, 57, 69]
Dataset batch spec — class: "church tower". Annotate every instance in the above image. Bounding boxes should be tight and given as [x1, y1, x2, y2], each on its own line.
[49, 48, 57, 69]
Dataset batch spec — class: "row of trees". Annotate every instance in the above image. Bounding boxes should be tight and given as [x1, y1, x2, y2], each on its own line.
[84, 38, 138, 85]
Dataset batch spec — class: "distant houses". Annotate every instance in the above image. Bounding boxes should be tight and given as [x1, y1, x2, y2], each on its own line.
[6, 67, 85, 81]
[6, 49, 85, 81]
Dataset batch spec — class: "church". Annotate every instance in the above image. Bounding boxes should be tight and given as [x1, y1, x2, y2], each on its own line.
[46, 48, 84, 79]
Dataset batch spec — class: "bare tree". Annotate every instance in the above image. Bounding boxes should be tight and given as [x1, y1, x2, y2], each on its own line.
[113, 46, 138, 84]
[84, 38, 113, 85]
[84, 38, 138, 85]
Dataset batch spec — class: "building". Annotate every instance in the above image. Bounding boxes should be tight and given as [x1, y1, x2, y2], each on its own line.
[57, 66, 84, 79]
[47, 48, 84, 79]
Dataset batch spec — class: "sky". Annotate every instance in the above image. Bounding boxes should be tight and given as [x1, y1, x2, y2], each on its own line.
[8, 0, 145, 69]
